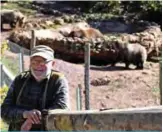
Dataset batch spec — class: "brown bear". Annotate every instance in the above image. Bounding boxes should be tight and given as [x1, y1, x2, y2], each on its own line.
[1, 9, 26, 30]
[68, 27, 104, 39]
[111, 41, 147, 69]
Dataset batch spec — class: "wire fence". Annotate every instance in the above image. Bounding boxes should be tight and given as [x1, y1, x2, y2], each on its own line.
[1, 40, 30, 87]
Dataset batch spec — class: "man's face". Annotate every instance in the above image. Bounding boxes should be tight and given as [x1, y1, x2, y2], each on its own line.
[30, 56, 54, 80]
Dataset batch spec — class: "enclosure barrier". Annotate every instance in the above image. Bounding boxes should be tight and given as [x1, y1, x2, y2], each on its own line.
[0, 62, 15, 87]
[42, 106, 162, 131]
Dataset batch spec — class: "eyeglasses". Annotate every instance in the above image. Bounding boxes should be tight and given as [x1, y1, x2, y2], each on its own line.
[31, 59, 51, 66]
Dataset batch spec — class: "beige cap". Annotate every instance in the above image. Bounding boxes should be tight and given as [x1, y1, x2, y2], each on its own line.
[31, 45, 54, 61]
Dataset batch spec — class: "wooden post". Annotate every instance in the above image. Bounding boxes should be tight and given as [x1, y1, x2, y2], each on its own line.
[78, 84, 82, 110]
[84, 44, 90, 110]
[30, 30, 36, 53]
[160, 61, 162, 105]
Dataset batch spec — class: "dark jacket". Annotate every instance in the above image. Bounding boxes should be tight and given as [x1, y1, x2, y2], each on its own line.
[1, 70, 69, 131]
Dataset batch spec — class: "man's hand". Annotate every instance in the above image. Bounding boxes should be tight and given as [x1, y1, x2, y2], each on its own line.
[21, 118, 33, 131]
[23, 109, 41, 124]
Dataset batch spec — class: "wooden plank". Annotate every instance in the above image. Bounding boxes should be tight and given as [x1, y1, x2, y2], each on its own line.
[43, 106, 162, 131]
[30, 30, 36, 51]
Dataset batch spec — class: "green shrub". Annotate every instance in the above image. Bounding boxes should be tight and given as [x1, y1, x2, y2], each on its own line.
[0, 85, 9, 131]
[1, 1, 36, 16]
[0, 85, 9, 104]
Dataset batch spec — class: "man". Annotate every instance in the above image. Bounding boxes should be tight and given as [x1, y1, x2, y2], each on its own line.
[1, 45, 70, 131]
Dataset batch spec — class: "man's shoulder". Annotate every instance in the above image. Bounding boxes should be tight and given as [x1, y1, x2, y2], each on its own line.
[51, 70, 65, 79]
[16, 70, 30, 79]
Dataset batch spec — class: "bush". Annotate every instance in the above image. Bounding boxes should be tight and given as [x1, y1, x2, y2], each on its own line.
[90, 1, 121, 14]
[0, 85, 9, 104]
[0, 85, 9, 131]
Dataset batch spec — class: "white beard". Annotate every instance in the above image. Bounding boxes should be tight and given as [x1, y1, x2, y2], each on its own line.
[31, 68, 51, 82]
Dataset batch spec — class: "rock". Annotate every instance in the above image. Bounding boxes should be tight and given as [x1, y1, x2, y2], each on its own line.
[24, 23, 33, 29]
[100, 101, 107, 108]
[62, 15, 71, 23]
[45, 20, 54, 26]
[141, 71, 150, 75]
[105, 95, 110, 99]
[54, 18, 64, 25]
[91, 77, 110, 86]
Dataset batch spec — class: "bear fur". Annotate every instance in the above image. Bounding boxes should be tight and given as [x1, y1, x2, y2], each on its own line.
[68, 27, 104, 39]
[111, 41, 147, 69]
[1, 9, 26, 30]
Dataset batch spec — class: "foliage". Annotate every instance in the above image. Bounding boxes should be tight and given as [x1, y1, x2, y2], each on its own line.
[1, 1, 161, 24]
[83, 13, 117, 21]
[0, 118, 9, 131]
[1, 41, 19, 76]
[0, 85, 9, 131]
[0, 85, 9, 104]
[1, 41, 9, 56]
[61, 1, 97, 13]
[90, 1, 121, 14]
[139, 1, 161, 12]
[138, 1, 162, 25]
[67, 1, 161, 24]
[1, 1, 36, 16]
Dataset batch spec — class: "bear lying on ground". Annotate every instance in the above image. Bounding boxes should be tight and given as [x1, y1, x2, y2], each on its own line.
[68, 27, 104, 39]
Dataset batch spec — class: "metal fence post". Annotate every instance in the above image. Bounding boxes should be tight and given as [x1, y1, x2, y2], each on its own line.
[19, 50, 24, 73]
[76, 87, 80, 110]
[84, 43, 90, 110]
[76, 84, 82, 110]
[20, 48, 25, 73]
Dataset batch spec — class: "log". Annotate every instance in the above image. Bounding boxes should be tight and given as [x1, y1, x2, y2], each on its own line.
[43, 106, 162, 131]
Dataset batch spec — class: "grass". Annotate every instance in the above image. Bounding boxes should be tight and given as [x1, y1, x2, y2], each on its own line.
[1, 1, 37, 16]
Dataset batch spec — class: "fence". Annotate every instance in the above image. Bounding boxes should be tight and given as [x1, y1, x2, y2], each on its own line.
[1, 40, 30, 87]
[0, 62, 15, 87]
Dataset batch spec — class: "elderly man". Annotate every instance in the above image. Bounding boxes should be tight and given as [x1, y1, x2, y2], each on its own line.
[1, 45, 70, 131]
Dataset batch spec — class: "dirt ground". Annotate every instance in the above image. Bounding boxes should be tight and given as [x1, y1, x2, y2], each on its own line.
[1, 25, 161, 111]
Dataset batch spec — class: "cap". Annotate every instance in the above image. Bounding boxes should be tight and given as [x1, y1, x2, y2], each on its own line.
[31, 45, 54, 61]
